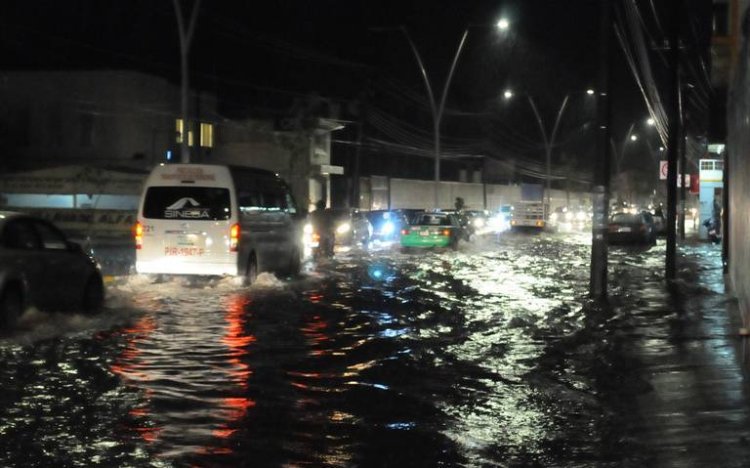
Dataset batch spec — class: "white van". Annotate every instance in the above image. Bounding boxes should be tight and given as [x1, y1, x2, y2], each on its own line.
[134, 164, 303, 283]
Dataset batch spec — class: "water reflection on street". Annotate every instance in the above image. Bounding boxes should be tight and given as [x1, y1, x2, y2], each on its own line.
[0, 232, 740, 467]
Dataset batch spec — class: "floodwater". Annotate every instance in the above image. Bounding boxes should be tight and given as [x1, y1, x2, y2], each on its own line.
[0, 231, 746, 467]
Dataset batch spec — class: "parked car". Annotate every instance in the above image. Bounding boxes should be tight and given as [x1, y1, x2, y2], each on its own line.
[400, 211, 465, 250]
[0, 211, 104, 330]
[607, 211, 657, 245]
[366, 210, 408, 243]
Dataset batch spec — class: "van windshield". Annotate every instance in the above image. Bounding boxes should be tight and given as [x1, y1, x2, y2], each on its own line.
[142, 187, 231, 220]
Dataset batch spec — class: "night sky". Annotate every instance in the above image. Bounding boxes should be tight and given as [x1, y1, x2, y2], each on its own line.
[1, 1, 707, 179]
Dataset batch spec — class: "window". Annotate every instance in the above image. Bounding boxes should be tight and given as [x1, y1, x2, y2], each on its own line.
[34, 221, 68, 250]
[142, 187, 231, 220]
[175, 119, 184, 144]
[200, 123, 214, 147]
[715, 160, 724, 171]
[176, 119, 202, 146]
[238, 189, 287, 212]
[700, 160, 714, 171]
[2, 219, 40, 250]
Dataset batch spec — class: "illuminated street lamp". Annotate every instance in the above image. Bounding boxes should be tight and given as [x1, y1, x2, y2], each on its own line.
[502, 89, 594, 207]
[382, 19, 510, 208]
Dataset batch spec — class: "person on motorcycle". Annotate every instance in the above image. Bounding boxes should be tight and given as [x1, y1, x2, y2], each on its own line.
[310, 200, 335, 256]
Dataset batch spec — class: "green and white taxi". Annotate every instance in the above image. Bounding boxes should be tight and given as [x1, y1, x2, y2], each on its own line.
[400, 211, 464, 250]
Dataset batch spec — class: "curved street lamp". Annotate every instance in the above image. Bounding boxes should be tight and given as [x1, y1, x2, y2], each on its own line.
[385, 19, 510, 208]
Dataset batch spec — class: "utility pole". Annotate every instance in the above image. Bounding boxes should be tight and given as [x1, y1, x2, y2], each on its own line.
[352, 97, 367, 209]
[590, 0, 612, 300]
[678, 82, 686, 240]
[172, 0, 201, 164]
[666, 0, 682, 280]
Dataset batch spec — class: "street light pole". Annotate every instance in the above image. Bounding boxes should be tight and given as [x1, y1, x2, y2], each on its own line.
[401, 27, 469, 209]
[526, 94, 570, 208]
[609, 121, 636, 177]
[172, 0, 201, 164]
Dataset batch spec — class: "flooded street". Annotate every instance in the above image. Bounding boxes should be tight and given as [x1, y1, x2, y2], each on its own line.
[0, 232, 744, 467]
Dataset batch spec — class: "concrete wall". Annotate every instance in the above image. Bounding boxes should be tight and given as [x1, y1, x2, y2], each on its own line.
[388, 178, 485, 210]
[363, 176, 591, 212]
[727, 2, 750, 321]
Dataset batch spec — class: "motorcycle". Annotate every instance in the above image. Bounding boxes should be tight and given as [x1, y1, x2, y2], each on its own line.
[311, 230, 335, 258]
[703, 218, 722, 244]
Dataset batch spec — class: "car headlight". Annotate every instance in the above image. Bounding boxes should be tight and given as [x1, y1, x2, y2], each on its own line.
[303, 223, 313, 234]
[564, 211, 573, 221]
[336, 222, 351, 234]
[550, 213, 558, 221]
[473, 218, 485, 228]
[380, 221, 395, 235]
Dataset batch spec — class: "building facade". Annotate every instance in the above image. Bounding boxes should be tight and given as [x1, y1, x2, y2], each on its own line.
[0, 70, 343, 212]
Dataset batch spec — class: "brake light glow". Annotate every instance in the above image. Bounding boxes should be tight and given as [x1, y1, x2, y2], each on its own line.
[401, 229, 410, 235]
[134, 222, 143, 249]
[443, 229, 450, 236]
[230, 223, 240, 252]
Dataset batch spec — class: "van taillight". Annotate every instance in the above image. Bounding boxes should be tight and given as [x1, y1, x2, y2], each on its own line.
[134, 221, 143, 249]
[230, 223, 240, 252]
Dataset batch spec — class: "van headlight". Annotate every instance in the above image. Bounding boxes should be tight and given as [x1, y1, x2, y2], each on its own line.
[336, 222, 351, 234]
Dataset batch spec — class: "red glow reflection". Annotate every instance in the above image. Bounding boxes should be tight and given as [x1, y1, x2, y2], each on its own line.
[108, 316, 161, 444]
[208, 294, 257, 443]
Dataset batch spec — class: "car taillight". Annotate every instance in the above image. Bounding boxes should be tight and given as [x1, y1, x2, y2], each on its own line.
[443, 229, 450, 236]
[230, 223, 240, 252]
[401, 229, 410, 235]
[134, 221, 143, 249]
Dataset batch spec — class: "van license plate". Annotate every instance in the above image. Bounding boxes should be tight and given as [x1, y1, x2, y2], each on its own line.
[164, 246, 205, 256]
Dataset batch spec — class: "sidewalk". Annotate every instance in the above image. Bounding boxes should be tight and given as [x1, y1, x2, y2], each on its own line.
[625, 240, 750, 467]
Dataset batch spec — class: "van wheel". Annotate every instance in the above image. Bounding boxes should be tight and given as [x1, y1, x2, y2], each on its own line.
[0, 286, 23, 331]
[82, 273, 105, 314]
[245, 254, 258, 286]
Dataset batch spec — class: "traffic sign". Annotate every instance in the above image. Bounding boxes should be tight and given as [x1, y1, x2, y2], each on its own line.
[659, 160, 668, 180]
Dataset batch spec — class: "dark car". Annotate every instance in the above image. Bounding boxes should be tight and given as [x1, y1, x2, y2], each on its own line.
[0, 211, 105, 330]
[328, 209, 372, 247]
[607, 211, 657, 245]
[366, 210, 408, 242]
[463, 210, 491, 234]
